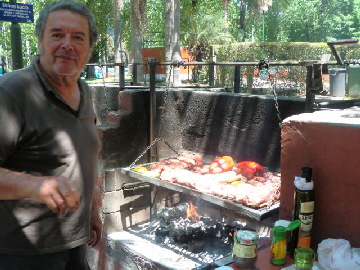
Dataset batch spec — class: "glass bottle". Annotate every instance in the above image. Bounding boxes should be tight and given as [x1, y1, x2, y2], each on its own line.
[232, 229, 258, 270]
[289, 167, 315, 257]
[294, 247, 314, 270]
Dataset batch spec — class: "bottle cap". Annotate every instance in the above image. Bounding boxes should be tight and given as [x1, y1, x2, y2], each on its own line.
[273, 226, 286, 238]
[287, 219, 301, 231]
[235, 230, 258, 245]
[301, 167, 312, 182]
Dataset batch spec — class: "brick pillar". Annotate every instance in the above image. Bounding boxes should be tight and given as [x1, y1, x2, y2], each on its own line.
[280, 109, 360, 250]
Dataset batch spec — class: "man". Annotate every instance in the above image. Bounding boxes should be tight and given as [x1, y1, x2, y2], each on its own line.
[0, 1, 102, 269]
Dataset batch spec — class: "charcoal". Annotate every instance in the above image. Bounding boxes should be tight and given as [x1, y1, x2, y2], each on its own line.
[155, 227, 169, 244]
[156, 203, 189, 221]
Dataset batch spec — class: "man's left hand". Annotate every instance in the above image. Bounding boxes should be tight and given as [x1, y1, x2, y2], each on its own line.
[88, 210, 103, 248]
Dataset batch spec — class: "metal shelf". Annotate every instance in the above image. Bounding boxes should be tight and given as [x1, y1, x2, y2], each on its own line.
[121, 167, 279, 221]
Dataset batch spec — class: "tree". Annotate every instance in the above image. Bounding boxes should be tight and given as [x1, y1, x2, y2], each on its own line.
[276, 0, 359, 42]
[165, 0, 181, 85]
[130, 0, 147, 84]
[113, 0, 125, 80]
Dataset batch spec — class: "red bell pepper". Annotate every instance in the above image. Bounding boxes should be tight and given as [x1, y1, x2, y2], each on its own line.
[209, 156, 235, 174]
[236, 161, 264, 179]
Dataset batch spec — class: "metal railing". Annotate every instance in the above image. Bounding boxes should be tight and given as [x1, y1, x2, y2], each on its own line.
[85, 59, 340, 112]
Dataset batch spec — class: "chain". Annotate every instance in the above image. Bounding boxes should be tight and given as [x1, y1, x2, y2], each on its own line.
[99, 64, 112, 124]
[267, 66, 282, 129]
[129, 63, 180, 168]
[158, 64, 173, 135]
[98, 64, 109, 225]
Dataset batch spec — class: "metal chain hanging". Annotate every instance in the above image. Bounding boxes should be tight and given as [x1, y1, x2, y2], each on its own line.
[129, 63, 180, 169]
[267, 64, 282, 129]
[256, 60, 282, 128]
[256, 61, 282, 211]
[96, 64, 111, 227]
[99, 64, 111, 124]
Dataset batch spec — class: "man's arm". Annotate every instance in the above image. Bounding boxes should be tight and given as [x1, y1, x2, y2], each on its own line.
[87, 185, 103, 247]
[0, 168, 79, 216]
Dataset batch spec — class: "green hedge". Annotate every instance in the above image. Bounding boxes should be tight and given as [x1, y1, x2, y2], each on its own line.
[215, 42, 360, 62]
[211, 42, 360, 90]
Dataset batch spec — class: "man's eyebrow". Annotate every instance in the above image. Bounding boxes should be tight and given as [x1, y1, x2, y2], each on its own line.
[49, 27, 87, 36]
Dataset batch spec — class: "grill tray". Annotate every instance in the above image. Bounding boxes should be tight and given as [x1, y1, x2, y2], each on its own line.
[121, 166, 279, 221]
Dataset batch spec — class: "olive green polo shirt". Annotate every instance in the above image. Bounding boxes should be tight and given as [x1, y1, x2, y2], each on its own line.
[0, 56, 101, 255]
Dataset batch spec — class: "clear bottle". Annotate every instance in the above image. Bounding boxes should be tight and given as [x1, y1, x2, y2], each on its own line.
[289, 167, 315, 257]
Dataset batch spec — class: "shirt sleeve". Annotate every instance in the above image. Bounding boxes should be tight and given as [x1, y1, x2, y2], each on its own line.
[0, 88, 23, 166]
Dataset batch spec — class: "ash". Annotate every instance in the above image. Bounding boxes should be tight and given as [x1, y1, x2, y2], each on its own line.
[125, 203, 245, 265]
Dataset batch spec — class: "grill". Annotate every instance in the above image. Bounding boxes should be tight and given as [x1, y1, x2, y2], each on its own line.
[121, 167, 279, 221]
[108, 200, 274, 270]
[113, 162, 279, 269]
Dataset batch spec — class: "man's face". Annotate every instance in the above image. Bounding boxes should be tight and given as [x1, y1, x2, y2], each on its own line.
[39, 9, 91, 77]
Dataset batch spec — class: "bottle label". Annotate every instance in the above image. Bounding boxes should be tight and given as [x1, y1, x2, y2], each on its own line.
[297, 236, 311, 248]
[233, 242, 257, 258]
[300, 201, 314, 213]
[299, 201, 314, 232]
[271, 239, 287, 259]
[299, 213, 313, 231]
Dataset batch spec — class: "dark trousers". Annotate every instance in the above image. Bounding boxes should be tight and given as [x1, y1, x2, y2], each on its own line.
[0, 244, 90, 270]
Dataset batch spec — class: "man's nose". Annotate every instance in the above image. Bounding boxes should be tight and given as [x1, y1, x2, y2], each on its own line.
[61, 35, 74, 50]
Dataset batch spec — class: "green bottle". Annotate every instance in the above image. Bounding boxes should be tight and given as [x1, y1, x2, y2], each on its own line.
[270, 220, 300, 265]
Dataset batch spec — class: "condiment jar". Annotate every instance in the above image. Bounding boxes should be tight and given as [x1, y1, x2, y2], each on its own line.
[232, 229, 258, 270]
[270, 226, 287, 265]
[294, 247, 314, 270]
[270, 220, 301, 266]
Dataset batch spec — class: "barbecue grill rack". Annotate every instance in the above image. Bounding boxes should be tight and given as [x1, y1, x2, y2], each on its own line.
[121, 165, 279, 221]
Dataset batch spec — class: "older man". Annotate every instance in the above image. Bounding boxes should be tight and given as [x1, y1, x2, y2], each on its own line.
[0, 1, 102, 269]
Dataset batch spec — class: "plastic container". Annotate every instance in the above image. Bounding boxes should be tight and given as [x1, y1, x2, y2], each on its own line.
[329, 68, 346, 97]
[270, 220, 300, 266]
[270, 226, 287, 265]
[346, 65, 360, 97]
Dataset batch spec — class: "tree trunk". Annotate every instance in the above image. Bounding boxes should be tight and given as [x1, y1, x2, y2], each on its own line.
[113, 0, 123, 81]
[239, 1, 247, 42]
[165, 0, 181, 86]
[222, 0, 229, 34]
[131, 0, 146, 85]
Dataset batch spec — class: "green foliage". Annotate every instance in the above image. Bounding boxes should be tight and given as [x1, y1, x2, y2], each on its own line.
[0, 0, 112, 69]
[142, 0, 165, 48]
[214, 42, 360, 87]
[3, 0, 360, 72]
[270, 0, 360, 42]
[121, 1, 131, 51]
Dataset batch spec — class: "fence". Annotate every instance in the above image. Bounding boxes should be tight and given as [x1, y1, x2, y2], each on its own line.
[85, 59, 342, 112]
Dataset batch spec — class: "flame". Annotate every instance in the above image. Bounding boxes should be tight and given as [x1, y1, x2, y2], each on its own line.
[186, 201, 199, 223]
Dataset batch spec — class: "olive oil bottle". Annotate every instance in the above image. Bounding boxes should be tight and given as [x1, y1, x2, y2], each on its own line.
[289, 167, 315, 258]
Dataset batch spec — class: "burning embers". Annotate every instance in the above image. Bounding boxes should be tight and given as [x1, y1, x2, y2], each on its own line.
[149, 202, 243, 254]
[186, 201, 199, 223]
